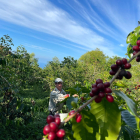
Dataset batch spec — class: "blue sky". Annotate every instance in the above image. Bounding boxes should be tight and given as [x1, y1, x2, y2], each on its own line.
[0, 0, 140, 69]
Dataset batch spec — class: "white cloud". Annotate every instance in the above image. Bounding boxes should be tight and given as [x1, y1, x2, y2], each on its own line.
[90, 0, 137, 36]
[59, 0, 123, 41]
[0, 0, 118, 57]
[120, 44, 124, 47]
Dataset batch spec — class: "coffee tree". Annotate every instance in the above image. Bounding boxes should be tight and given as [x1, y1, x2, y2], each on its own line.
[0, 36, 36, 127]
[42, 26, 140, 140]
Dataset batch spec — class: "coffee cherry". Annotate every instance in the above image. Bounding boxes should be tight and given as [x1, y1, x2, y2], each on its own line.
[55, 117, 61, 126]
[137, 40, 140, 46]
[125, 71, 132, 79]
[81, 97, 85, 101]
[136, 56, 140, 62]
[103, 82, 110, 88]
[90, 92, 95, 97]
[71, 101, 77, 109]
[76, 114, 82, 123]
[92, 87, 99, 95]
[106, 94, 114, 102]
[75, 113, 79, 120]
[47, 115, 55, 124]
[98, 92, 105, 98]
[116, 75, 123, 80]
[119, 69, 127, 77]
[56, 129, 65, 138]
[96, 79, 103, 85]
[48, 132, 56, 140]
[49, 122, 59, 132]
[104, 88, 112, 93]
[116, 60, 123, 66]
[133, 46, 140, 51]
[111, 64, 119, 71]
[69, 110, 75, 116]
[122, 58, 127, 65]
[92, 83, 97, 88]
[95, 96, 102, 103]
[109, 70, 116, 75]
[43, 125, 51, 135]
[97, 83, 104, 91]
[124, 63, 131, 69]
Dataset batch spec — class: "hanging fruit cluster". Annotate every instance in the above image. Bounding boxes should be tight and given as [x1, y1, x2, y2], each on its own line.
[69, 110, 82, 123]
[132, 40, 140, 62]
[43, 114, 65, 140]
[90, 79, 114, 103]
[109, 58, 132, 80]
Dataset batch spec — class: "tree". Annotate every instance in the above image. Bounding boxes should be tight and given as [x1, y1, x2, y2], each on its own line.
[78, 48, 107, 65]
[60, 56, 78, 68]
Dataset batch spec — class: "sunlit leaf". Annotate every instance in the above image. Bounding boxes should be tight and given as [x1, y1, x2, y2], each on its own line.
[90, 98, 121, 140]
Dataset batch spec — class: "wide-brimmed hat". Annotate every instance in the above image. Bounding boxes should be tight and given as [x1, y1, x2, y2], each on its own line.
[55, 78, 63, 83]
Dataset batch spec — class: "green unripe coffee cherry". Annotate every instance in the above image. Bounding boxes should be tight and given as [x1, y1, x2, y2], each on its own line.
[71, 101, 77, 109]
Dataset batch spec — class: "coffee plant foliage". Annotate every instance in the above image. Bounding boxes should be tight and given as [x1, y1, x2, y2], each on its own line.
[1, 25, 140, 139]
[42, 26, 140, 140]
[0, 35, 47, 129]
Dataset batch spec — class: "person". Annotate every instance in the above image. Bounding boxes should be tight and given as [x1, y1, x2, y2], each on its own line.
[48, 78, 78, 116]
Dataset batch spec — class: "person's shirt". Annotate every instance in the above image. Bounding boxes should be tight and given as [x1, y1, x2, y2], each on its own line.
[48, 87, 66, 114]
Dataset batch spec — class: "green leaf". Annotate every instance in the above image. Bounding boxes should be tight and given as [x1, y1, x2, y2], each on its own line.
[121, 110, 137, 129]
[73, 84, 82, 88]
[113, 81, 128, 88]
[127, 44, 133, 58]
[72, 110, 99, 140]
[19, 104, 24, 111]
[135, 116, 140, 131]
[124, 126, 134, 139]
[66, 97, 78, 110]
[113, 90, 139, 117]
[81, 87, 90, 93]
[66, 88, 77, 95]
[123, 129, 131, 140]
[90, 97, 121, 140]
[74, 86, 82, 94]
[126, 26, 140, 45]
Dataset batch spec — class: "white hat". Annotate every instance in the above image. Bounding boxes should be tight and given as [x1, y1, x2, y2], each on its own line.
[55, 78, 63, 83]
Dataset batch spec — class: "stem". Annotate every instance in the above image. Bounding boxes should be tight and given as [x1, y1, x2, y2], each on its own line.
[60, 95, 97, 126]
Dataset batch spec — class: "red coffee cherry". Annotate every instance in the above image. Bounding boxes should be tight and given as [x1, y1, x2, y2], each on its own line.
[104, 88, 112, 93]
[124, 63, 131, 69]
[116, 60, 123, 66]
[125, 71, 132, 79]
[43, 125, 51, 135]
[103, 82, 110, 88]
[56, 129, 65, 138]
[122, 58, 128, 65]
[106, 94, 114, 102]
[96, 79, 103, 85]
[47, 115, 55, 124]
[132, 46, 140, 51]
[137, 40, 140, 46]
[95, 96, 102, 103]
[111, 64, 119, 71]
[76, 114, 82, 123]
[98, 92, 105, 98]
